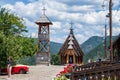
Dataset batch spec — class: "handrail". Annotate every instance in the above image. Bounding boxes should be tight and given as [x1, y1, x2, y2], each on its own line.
[72, 61, 114, 72]
[71, 61, 120, 80]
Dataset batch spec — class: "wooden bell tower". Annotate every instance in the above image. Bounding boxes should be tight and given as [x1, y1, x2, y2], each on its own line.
[35, 7, 52, 65]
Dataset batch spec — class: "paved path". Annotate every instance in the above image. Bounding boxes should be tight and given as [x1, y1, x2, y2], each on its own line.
[0, 65, 65, 80]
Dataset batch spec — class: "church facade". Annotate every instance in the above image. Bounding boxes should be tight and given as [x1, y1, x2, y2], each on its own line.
[58, 25, 84, 64]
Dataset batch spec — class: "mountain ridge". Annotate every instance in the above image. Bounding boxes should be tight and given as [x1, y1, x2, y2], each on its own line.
[50, 36, 105, 54]
[35, 36, 118, 56]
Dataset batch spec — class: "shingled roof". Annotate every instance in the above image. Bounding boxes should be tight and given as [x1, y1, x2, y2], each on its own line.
[35, 14, 52, 24]
[58, 27, 84, 56]
[35, 7, 52, 24]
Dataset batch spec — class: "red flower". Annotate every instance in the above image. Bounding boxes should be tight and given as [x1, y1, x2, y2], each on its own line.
[56, 73, 60, 77]
[56, 64, 73, 77]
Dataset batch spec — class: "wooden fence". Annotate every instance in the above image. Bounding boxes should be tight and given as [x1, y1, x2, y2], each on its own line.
[71, 61, 120, 80]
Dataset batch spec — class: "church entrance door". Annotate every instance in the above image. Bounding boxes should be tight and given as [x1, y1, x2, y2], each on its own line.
[69, 55, 73, 64]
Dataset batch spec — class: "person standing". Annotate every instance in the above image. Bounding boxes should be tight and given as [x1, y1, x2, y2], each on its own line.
[88, 59, 91, 63]
[7, 56, 12, 78]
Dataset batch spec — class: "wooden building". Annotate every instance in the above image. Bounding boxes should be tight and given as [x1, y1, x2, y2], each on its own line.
[112, 34, 120, 62]
[58, 25, 84, 64]
[35, 7, 52, 65]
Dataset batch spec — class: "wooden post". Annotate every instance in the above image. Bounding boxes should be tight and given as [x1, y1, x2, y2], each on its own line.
[110, 71, 114, 80]
[116, 70, 120, 80]
[73, 55, 75, 64]
[67, 55, 68, 64]
[109, 0, 113, 61]
[92, 74, 96, 80]
[98, 74, 102, 80]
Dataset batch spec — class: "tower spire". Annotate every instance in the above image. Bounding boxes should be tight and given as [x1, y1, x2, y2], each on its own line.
[70, 22, 73, 34]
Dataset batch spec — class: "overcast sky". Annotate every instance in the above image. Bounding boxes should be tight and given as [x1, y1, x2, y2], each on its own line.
[0, 0, 120, 44]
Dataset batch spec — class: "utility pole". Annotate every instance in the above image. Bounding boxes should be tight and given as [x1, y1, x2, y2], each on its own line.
[109, 0, 113, 61]
[104, 24, 107, 59]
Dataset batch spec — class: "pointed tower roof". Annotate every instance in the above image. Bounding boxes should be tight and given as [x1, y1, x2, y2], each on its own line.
[58, 23, 84, 56]
[70, 22, 73, 34]
[35, 7, 52, 24]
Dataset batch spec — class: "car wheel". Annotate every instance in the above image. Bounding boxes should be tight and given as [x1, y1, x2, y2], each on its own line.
[19, 69, 26, 74]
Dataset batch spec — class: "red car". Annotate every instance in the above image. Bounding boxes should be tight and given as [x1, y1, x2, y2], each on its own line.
[0, 64, 29, 74]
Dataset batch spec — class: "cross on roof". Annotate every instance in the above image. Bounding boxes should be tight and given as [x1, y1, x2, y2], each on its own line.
[69, 21, 74, 34]
[42, 7, 46, 15]
[70, 21, 73, 29]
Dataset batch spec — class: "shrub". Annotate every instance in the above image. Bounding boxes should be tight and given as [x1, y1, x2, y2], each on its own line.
[51, 54, 60, 65]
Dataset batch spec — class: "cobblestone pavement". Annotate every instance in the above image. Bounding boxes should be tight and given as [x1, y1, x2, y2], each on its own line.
[0, 65, 65, 80]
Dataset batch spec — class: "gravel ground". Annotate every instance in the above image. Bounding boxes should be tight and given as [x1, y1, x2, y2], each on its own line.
[0, 65, 65, 80]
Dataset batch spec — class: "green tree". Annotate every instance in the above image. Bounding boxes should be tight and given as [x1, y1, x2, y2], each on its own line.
[51, 54, 60, 65]
[0, 7, 27, 36]
[0, 32, 7, 67]
[0, 32, 37, 67]
[0, 8, 37, 68]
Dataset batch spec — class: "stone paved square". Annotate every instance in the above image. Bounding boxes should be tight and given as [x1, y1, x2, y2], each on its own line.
[0, 65, 65, 80]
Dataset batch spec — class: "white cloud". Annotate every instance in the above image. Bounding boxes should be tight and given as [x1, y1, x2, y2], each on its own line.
[51, 22, 61, 29]
[1, 0, 120, 44]
[3, 1, 43, 20]
[50, 30, 56, 34]
[71, 5, 95, 12]
[46, 0, 67, 11]
[75, 34, 88, 44]
[81, 11, 108, 25]
[31, 32, 37, 38]
[50, 35, 67, 44]
[113, 27, 120, 35]
[112, 0, 120, 7]
[75, 23, 83, 29]
[2, 4, 14, 11]
[113, 10, 120, 24]
[23, 18, 37, 28]
[14, 2, 41, 18]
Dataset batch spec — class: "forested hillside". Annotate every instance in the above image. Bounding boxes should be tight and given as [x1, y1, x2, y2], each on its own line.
[81, 36, 104, 54]
[83, 36, 117, 64]
[50, 42, 62, 54]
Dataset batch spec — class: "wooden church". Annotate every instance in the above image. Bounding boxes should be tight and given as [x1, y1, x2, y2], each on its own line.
[58, 24, 84, 64]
